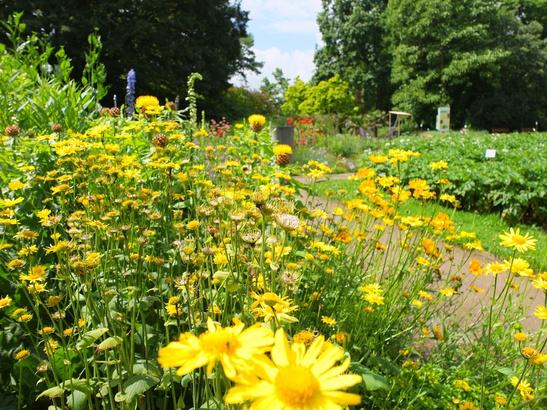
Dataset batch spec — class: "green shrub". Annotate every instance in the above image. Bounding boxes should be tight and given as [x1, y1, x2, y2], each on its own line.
[0, 13, 106, 132]
[219, 86, 275, 121]
[359, 131, 547, 227]
[282, 75, 355, 117]
[326, 134, 358, 158]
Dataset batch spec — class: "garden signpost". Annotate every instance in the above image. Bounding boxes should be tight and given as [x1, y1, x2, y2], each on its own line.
[436, 106, 450, 131]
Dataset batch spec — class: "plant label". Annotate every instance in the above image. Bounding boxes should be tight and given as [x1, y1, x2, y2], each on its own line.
[436, 106, 450, 131]
[485, 149, 496, 158]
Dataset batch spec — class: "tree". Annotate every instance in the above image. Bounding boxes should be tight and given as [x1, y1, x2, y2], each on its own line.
[0, 0, 260, 115]
[386, 0, 547, 129]
[281, 75, 354, 117]
[260, 68, 289, 114]
[218, 87, 275, 121]
[512, 0, 547, 37]
[314, 0, 391, 111]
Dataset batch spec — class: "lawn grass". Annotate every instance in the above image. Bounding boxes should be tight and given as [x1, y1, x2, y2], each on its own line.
[312, 178, 547, 271]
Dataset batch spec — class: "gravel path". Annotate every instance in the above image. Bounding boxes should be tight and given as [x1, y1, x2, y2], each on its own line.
[295, 173, 543, 330]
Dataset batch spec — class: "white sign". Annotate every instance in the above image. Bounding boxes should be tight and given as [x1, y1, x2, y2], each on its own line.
[485, 149, 496, 158]
[436, 106, 450, 131]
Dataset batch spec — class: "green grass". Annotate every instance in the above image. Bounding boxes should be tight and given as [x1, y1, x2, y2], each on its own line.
[312, 178, 547, 271]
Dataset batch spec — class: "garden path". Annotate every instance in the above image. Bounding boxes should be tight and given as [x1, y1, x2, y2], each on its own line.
[295, 174, 543, 331]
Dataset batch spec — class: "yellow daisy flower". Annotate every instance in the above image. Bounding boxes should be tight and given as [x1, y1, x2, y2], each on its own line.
[225, 328, 362, 409]
[14, 349, 30, 361]
[273, 144, 293, 156]
[0, 295, 12, 309]
[158, 318, 273, 379]
[248, 114, 266, 132]
[19, 265, 46, 282]
[499, 228, 536, 253]
[533, 305, 547, 320]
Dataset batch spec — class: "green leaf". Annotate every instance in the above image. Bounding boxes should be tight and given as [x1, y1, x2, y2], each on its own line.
[36, 386, 65, 400]
[115, 375, 157, 403]
[76, 327, 109, 349]
[50, 347, 79, 380]
[96, 336, 122, 352]
[66, 390, 87, 410]
[361, 370, 389, 391]
[199, 399, 222, 409]
[496, 367, 513, 376]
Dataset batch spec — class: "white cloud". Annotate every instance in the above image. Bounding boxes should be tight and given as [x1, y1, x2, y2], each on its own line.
[233, 0, 323, 89]
[241, 0, 322, 22]
[241, 0, 322, 37]
[234, 47, 315, 90]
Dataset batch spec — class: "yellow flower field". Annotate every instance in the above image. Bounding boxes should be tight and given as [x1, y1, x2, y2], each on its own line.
[0, 110, 545, 409]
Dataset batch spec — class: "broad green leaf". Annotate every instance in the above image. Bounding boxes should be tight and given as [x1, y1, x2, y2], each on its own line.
[37, 386, 65, 400]
[115, 375, 157, 403]
[96, 336, 122, 352]
[361, 371, 389, 391]
[50, 348, 79, 380]
[496, 367, 513, 376]
[76, 327, 109, 349]
[67, 390, 88, 410]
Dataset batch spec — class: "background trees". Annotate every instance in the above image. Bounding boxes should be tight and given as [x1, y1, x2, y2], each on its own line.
[282, 75, 355, 117]
[314, 0, 547, 130]
[314, 0, 391, 111]
[0, 0, 260, 116]
[387, 0, 547, 129]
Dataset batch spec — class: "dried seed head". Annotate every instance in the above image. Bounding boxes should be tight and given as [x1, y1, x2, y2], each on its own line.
[276, 153, 291, 166]
[275, 213, 300, 230]
[197, 205, 214, 217]
[5, 124, 21, 136]
[152, 133, 168, 147]
[202, 246, 214, 256]
[229, 210, 246, 222]
[281, 270, 299, 287]
[109, 107, 121, 117]
[241, 229, 261, 244]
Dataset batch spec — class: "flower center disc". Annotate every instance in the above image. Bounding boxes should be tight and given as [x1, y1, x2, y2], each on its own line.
[275, 365, 319, 406]
[201, 330, 240, 355]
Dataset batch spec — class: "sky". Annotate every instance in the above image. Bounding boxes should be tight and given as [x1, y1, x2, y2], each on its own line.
[233, 0, 323, 90]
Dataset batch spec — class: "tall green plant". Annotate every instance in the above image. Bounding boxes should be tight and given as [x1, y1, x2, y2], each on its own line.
[0, 12, 107, 132]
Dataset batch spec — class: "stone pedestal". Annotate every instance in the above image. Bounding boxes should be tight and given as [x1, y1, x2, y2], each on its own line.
[272, 126, 295, 149]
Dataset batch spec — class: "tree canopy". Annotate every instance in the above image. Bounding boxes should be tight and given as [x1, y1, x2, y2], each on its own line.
[387, 0, 547, 129]
[315, 0, 547, 129]
[314, 0, 391, 111]
[282, 75, 354, 116]
[0, 0, 260, 116]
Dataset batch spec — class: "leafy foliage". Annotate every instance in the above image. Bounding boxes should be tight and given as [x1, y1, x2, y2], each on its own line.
[260, 68, 290, 115]
[360, 131, 547, 227]
[315, 0, 547, 129]
[282, 75, 355, 117]
[386, 0, 547, 129]
[0, 0, 260, 116]
[219, 87, 276, 121]
[315, 0, 391, 110]
[0, 13, 105, 131]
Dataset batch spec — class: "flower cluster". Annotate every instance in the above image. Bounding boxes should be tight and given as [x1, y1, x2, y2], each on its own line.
[159, 323, 362, 408]
[0, 104, 544, 409]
